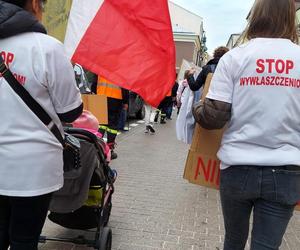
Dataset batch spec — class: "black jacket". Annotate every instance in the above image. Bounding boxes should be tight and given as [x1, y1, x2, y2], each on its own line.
[0, 1, 83, 122]
[0, 1, 46, 38]
[187, 58, 220, 91]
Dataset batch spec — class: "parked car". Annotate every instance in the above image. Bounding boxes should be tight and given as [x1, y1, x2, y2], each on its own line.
[128, 91, 145, 120]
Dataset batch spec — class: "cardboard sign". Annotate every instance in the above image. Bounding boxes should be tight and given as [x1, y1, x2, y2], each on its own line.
[177, 59, 202, 83]
[81, 94, 108, 125]
[183, 74, 300, 211]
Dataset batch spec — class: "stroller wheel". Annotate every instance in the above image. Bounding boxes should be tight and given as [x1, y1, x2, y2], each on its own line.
[97, 227, 112, 250]
[103, 199, 112, 227]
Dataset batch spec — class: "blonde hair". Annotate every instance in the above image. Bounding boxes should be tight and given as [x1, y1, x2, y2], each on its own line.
[245, 0, 298, 43]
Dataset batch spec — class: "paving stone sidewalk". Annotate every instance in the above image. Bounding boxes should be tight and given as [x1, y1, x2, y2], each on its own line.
[41, 119, 300, 250]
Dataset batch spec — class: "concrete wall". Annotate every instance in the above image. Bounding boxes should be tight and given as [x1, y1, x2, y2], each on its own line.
[169, 1, 203, 36]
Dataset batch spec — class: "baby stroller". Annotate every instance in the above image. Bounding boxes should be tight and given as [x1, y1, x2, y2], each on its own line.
[40, 127, 116, 250]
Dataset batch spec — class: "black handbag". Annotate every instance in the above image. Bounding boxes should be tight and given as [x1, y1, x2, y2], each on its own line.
[0, 56, 81, 172]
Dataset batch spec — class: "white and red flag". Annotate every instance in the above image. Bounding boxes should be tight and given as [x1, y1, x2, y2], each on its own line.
[64, 0, 176, 107]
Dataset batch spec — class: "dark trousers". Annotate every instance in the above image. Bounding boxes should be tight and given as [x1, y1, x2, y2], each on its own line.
[158, 97, 172, 120]
[0, 193, 52, 250]
[166, 104, 173, 119]
[118, 109, 127, 130]
[99, 98, 122, 146]
[220, 165, 300, 250]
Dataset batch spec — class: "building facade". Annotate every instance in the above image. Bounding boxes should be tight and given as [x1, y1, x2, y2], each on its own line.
[168, 1, 205, 71]
[226, 33, 241, 50]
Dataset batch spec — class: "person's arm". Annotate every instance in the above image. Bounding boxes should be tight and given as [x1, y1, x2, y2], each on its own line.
[193, 98, 231, 130]
[187, 67, 208, 91]
[44, 41, 83, 123]
[193, 54, 234, 129]
[57, 103, 83, 123]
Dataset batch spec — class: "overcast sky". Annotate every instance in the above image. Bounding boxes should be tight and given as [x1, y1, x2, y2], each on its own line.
[171, 0, 255, 54]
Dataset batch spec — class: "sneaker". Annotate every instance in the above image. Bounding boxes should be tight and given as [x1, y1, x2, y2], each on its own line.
[144, 126, 149, 133]
[147, 125, 155, 134]
[111, 150, 118, 160]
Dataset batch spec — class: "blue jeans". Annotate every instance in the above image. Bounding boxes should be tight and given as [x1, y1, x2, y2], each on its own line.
[220, 165, 300, 250]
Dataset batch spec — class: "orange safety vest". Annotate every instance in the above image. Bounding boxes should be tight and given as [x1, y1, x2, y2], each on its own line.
[97, 76, 122, 99]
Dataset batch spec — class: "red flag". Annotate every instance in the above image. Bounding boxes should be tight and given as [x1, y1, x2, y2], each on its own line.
[69, 0, 176, 107]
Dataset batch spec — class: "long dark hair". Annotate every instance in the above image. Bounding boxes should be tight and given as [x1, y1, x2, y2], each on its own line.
[245, 0, 298, 43]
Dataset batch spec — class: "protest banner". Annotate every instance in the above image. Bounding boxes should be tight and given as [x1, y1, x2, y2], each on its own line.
[177, 59, 201, 83]
[42, 0, 73, 42]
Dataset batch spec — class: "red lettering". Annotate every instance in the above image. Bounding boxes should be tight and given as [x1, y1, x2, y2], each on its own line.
[266, 59, 275, 73]
[13, 73, 26, 85]
[286, 60, 294, 74]
[256, 59, 294, 74]
[275, 59, 285, 74]
[202, 159, 211, 182]
[266, 76, 270, 85]
[0, 51, 15, 67]
[289, 78, 295, 87]
[256, 59, 265, 73]
[210, 161, 217, 183]
[250, 77, 258, 85]
[240, 78, 246, 86]
[0, 51, 5, 61]
[6, 53, 14, 67]
[285, 77, 289, 87]
[195, 157, 221, 186]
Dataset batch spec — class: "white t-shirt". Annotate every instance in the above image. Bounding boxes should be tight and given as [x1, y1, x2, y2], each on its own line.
[207, 38, 300, 169]
[0, 32, 82, 196]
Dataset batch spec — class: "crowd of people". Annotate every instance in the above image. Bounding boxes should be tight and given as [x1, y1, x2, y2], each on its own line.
[0, 0, 300, 249]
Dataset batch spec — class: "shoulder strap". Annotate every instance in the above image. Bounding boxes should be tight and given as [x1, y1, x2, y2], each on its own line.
[0, 56, 64, 146]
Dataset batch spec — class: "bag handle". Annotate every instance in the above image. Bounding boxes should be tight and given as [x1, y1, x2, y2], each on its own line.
[0, 56, 64, 146]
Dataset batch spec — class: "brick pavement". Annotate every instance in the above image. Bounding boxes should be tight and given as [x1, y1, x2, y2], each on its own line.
[41, 118, 300, 250]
